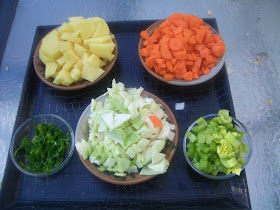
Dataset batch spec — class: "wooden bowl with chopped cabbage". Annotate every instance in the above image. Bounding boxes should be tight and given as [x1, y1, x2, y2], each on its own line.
[75, 80, 179, 185]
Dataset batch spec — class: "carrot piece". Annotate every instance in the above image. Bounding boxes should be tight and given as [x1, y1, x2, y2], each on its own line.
[148, 33, 160, 44]
[160, 35, 171, 45]
[213, 34, 222, 43]
[159, 19, 172, 28]
[211, 44, 225, 57]
[195, 44, 206, 51]
[208, 63, 215, 69]
[165, 30, 174, 38]
[177, 61, 186, 72]
[183, 29, 193, 42]
[145, 56, 158, 69]
[186, 65, 192, 72]
[159, 70, 167, 75]
[171, 58, 177, 65]
[192, 72, 199, 79]
[175, 73, 183, 79]
[191, 52, 197, 60]
[148, 116, 163, 127]
[140, 30, 149, 40]
[200, 48, 211, 58]
[173, 61, 181, 72]
[212, 56, 218, 64]
[203, 30, 212, 44]
[202, 59, 208, 66]
[182, 72, 193, 81]
[156, 58, 165, 64]
[143, 40, 149, 46]
[188, 45, 194, 53]
[203, 67, 210, 75]
[197, 69, 203, 76]
[146, 44, 153, 51]
[150, 50, 161, 57]
[159, 63, 166, 69]
[186, 53, 195, 61]
[153, 44, 160, 51]
[188, 35, 197, 45]
[194, 57, 202, 69]
[196, 29, 206, 44]
[173, 50, 187, 60]
[164, 73, 175, 81]
[140, 48, 149, 57]
[166, 60, 173, 72]
[192, 66, 199, 73]
[173, 26, 184, 35]
[185, 61, 194, 65]
[169, 13, 185, 27]
[169, 38, 184, 51]
[205, 55, 213, 64]
[160, 43, 173, 59]
[154, 64, 160, 73]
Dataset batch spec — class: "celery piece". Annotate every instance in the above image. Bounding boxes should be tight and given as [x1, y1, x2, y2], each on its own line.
[195, 117, 207, 126]
[186, 143, 196, 159]
[218, 163, 228, 173]
[212, 117, 223, 125]
[199, 158, 208, 171]
[210, 141, 217, 152]
[214, 158, 221, 166]
[207, 120, 218, 129]
[209, 153, 218, 162]
[206, 134, 213, 145]
[196, 143, 210, 153]
[221, 139, 233, 152]
[227, 152, 235, 159]
[197, 124, 207, 132]
[191, 126, 200, 134]
[231, 127, 237, 132]
[197, 133, 206, 144]
[227, 157, 238, 168]
[243, 144, 250, 153]
[220, 158, 230, 168]
[194, 152, 200, 161]
[185, 132, 197, 142]
[196, 148, 208, 160]
[225, 123, 233, 131]
[225, 132, 241, 148]
[218, 109, 232, 124]
[193, 161, 200, 170]
[238, 157, 246, 166]
[212, 168, 219, 175]
[205, 162, 213, 174]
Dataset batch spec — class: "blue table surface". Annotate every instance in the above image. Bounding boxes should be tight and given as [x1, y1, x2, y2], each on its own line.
[0, 0, 279, 209]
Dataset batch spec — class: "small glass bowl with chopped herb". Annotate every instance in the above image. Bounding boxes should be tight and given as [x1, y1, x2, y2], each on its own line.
[183, 110, 253, 180]
[10, 114, 74, 177]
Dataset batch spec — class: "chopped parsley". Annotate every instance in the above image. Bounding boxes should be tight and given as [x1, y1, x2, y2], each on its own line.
[15, 122, 71, 173]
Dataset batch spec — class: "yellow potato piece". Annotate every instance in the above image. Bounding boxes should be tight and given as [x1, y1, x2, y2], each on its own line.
[70, 67, 82, 81]
[89, 43, 115, 60]
[82, 62, 105, 82]
[41, 30, 62, 60]
[63, 49, 80, 62]
[45, 62, 58, 79]
[74, 60, 84, 70]
[60, 32, 82, 44]
[74, 43, 87, 57]
[39, 48, 54, 65]
[59, 41, 74, 54]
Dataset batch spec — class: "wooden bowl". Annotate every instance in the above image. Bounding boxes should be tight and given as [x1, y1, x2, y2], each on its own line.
[138, 19, 226, 86]
[33, 32, 118, 91]
[75, 90, 179, 185]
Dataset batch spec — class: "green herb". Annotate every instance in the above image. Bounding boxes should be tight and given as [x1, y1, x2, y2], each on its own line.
[15, 122, 71, 173]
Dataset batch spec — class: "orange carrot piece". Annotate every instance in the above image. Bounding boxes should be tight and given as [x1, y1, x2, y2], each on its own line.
[159, 70, 167, 75]
[143, 40, 149, 46]
[194, 57, 202, 69]
[188, 45, 194, 53]
[196, 29, 206, 44]
[185, 61, 194, 65]
[197, 69, 203, 76]
[173, 61, 181, 72]
[177, 61, 186, 72]
[206, 42, 215, 48]
[205, 55, 213, 64]
[195, 44, 206, 51]
[154, 64, 160, 73]
[171, 58, 177, 65]
[159, 63, 166, 69]
[203, 30, 212, 44]
[183, 29, 193, 42]
[192, 72, 199, 79]
[182, 71, 193, 81]
[150, 50, 161, 57]
[173, 50, 187, 60]
[173, 26, 184, 35]
[160, 43, 173, 59]
[140, 30, 149, 40]
[166, 60, 173, 72]
[212, 56, 218, 63]
[175, 73, 183, 79]
[191, 52, 197, 60]
[208, 63, 215, 69]
[188, 35, 197, 45]
[156, 58, 165, 64]
[148, 33, 160, 44]
[186, 53, 195, 61]
[192, 66, 199, 73]
[148, 116, 163, 127]
[200, 48, 211, 58]
[169, 38, 184, 51]
[211, 44, 225, 57]
[145, 56, 158, 69]
[140, 48, 149, 57]
[153, 44, 160, 51]
[159, 19, 172, 28]
[164, 73, 175, 81]
[146, 44, 153, 51]
[165, 30, 174, 38]
[213, 34, 222, 43]
[203, 67, 210, 75]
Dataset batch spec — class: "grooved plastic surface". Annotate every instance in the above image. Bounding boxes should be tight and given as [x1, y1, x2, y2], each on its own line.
[0, 20, 250, 209]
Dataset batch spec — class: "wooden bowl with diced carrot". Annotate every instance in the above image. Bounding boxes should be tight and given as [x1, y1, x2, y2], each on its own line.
[138, 13, 226, 86]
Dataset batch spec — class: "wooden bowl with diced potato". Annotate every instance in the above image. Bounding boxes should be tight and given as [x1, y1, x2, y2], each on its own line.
[33, 16, 118, 90]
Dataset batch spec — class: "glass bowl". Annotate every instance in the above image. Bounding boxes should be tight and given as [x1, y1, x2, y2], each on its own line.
[10, 114, 75, 177]
[183, 114, 253, 180]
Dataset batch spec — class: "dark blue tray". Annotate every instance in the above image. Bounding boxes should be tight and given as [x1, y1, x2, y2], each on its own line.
[0, 20, 251, 209]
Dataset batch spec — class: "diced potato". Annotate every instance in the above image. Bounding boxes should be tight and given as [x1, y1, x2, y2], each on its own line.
[45, 62, 58, 79]
[53, 69, 67, 85]
[84, 35, 114, 46]
[81, 52, 89, 64]
[74, 43, 87, 57]
[62, 71, 75, 86]
[99, 59, 107, 67]
[61, 58, 78, 72]
[72, 30, 80, 38]
[40, 30, 62, 60]
[59, 41, 74, 54]
[81, 62, 105, 82]
[57, 23, 74, 33]
[77, 19, 96, 40]
[68, 16, 85, 22]
[87, 54, 100, 67]
[60, 32, 82, 44]
[74, 60, 84, 70]
[39, 48, 54, 64]
[63, 49, 80, 62]
[70, 67, 82, 81]
[92, 20, 110, 38]
[89, 43, 115, 60]
[57, 56, 66, 66]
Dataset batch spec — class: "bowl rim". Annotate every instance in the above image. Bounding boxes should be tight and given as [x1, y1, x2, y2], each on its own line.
[75, 89, 179, 185]
[10, 114, 75, 177]
[138, 19, 226, 86]
[33, 30, 118, 91]
[183, 113, 253, 180]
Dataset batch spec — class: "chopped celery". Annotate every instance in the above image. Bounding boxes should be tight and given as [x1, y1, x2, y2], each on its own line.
[185, 132, 197, 142]
[212, 117, 223, 125]
[193, 161, 200, 170]
[210, 141, 217, 152]
[196, 148, 208, 160]
[194, 152, 200, 161]
[191, 126, 200, 134]
[196, 143, 210, 153]
[186, 143, 196, 159]
[225, 132, 241, 148]
[243, 144, 250, 153]
[227, 157, 238, 168]
[195, 117, 207, 126]
[207, 120, 218, 129]
[199, 158, 208, 171]
[197, 133, 206, 143]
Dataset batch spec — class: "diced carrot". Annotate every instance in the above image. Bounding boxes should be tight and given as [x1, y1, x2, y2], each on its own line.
[188, 35, 197, 45]
[186, 65, 192, 71]
[183, 29, 193, 42]
[200, 48, 211, 58]
[143, 40, 149, 46]
[195, 44, 206, 51]
[159, 63, 166, 69]
[192, 72, 199, 79]
[148, 33, 160, 44]
[159, 19, 172, 28]
[159, 70, 167, 75]
[206, 42, 215, 48]
[148, 116, 163, 127]
[150, 50, 161, 57]
[208, 63, 215, 69]
[175, 73, 183, 79]
[146, 44, 153, 51]
[212, 56, 218, 63]
[202, 59, 208, 66]
[211, 44, 225, 57]
[160, 43, 173, 59]
[156, 58, 165, 64]
[145, 56, 158, 69]
[205, 55, 213, 64]
[182, 71, 193, 81]
[154, 64, 160, 73]
[165, 30, 174, 38]
[169, 38, 184, 51]
[196, 29, 206, 44]
[173, 61, 181, 72]
[194, 57, 202, 69]
[203, 67, 210, 75]
[203, 30, 212, 44]
[160, 35, 171, 45]
[191, 52, 197, 60]
[177, 61, 187, 72]
[166, 60, 173, 72]
[140, 48, 149, 57]
[213, 34, 222, 43]
[185, 61, 194, 65]
[153, 44, 160, 51]
[187, 45, 194, 53]
[164, 73, 175, 81]
[192, 66, 199, 73]
[173, 26, 184, 35]
[173, 50, 187, 60]
[197, 69, 203, 76]
[140, 30, 149, 40]
[171, 58, 177, 65]
[186, 53, 195, 61]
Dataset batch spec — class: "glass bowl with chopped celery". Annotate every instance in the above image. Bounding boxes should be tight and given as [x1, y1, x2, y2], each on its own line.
[10, 114, 75, 177]
[183, 109, 252, 180]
